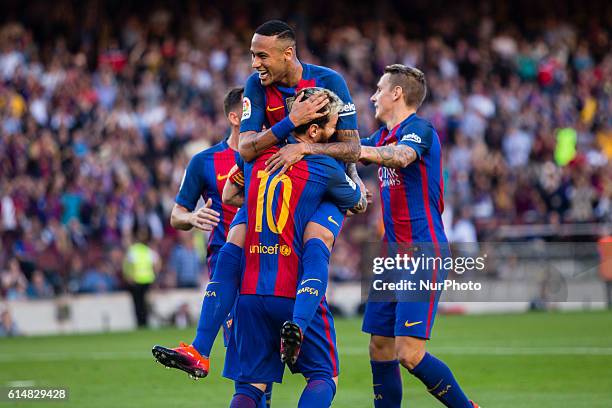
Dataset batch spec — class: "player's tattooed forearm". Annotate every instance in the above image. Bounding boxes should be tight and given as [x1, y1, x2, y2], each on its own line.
[336, 129, 360, 143]
[336, 130, 361, 162]
[306, 141, 360, 162]
[346, 163, 360, 182]
[375, 145, 415, 168]
[250, 139, 259, 154]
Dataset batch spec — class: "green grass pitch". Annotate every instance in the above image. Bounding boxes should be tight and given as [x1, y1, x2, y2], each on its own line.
[1, 310, 611, 407]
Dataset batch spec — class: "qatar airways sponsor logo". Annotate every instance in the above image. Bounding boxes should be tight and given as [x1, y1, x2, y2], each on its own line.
[378, 167, 402, 187]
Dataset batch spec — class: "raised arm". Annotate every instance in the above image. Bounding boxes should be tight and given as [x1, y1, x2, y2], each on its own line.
[264, 129, 361, 174]
[300, 129, 361, 162]
[238, 92, 330, 162]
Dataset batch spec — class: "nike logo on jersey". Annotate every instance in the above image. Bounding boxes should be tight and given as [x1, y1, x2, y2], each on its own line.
[266, 105, 284, 112]
[404, 321, 422, 328]
[300, 278, 322, 285]
[327, 216, 339, 227]
[217, 173, 230, 181]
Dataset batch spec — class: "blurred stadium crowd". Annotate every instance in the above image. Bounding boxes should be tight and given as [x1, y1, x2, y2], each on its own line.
[0, 0, 610, 299]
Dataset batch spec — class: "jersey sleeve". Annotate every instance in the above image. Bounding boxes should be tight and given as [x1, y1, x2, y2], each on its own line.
[228, 164, 245, 187]
[360, 129, 381, 147]
[324, 72, 357, 131]
[397, 121, 433, 159]
[175, 155, 205, 211]
[325, 162, 362, 212]
[240, 74, 266, 133]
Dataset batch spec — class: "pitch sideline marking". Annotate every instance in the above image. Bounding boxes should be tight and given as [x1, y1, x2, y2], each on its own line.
[1, 346, 612, 362]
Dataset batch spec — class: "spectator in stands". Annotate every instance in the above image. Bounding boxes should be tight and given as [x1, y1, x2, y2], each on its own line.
[27, 269, 54, 299]
[0, 308, 20, 337]
[79, 260, 118, 294]
[1, 258, 28, 300]
[168, 230, 202, 289]
[0, 2, 609, 297]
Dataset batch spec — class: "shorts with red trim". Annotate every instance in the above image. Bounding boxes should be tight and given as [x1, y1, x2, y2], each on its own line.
[362, 241, 448, 340]
[362, 298, 442, 340]
[223, 294, 339, 383]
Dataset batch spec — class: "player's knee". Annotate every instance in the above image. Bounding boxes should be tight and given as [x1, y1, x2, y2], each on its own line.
[369, 335, 396, 361]
[233, 382, 266, 403]
[249, 383, 267, 392]
[307, 377, 337, 397]
[395, 340, 426, 370]
[304, 222, 334, 251]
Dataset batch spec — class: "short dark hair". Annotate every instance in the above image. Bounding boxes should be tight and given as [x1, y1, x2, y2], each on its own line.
[384, 64, 427, 108]
[223, 87, 244, 117]
[255, 20, 296, 45]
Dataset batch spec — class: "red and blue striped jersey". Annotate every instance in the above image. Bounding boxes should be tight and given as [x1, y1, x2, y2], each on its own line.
[240, 62, 357, 134]
[240, 149, 361, 298]
[362, 113, 447, 244]
[176, 139, 240, 266]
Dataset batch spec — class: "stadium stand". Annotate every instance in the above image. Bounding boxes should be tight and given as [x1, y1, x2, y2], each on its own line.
[0, 0, 610, 299]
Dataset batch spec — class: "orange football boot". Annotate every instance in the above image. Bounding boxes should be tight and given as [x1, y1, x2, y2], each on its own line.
[152, 342, 209, 379]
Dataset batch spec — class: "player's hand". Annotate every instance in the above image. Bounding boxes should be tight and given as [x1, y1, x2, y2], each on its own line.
[288, 91, 329, 126]
[366, 188, 373, 204]
[189, 198, 220, 231]
[265, 143, 306, 176]
[352, 178, 368, 214]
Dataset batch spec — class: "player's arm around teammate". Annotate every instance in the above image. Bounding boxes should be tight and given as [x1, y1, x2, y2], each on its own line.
[359, 65, 479, 408]
[237, 20, 364, 207]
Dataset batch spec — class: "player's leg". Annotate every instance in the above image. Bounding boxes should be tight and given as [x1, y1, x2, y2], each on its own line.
[396, 335, 473, 407]
[283, 202, 340, 364]
[293, 223, 333, 332]
[394, 291, 475, 407]
[224, 321, 273, 408]
[297, 377, 338, 408]
[226, 295, 291, 405]
[262, 384, 273, 407]
[362, 301, 403, 408]
[293, 299, 340, 408]
[152, 209, 247, 377]
[230, 383, 265, 408]
[192, 221, 246, 357]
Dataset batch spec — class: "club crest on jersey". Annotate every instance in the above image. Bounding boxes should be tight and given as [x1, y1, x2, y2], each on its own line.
[378, 167, 402, 187]
[401, 133, 421, 143]
[242, 97, 251, 120]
